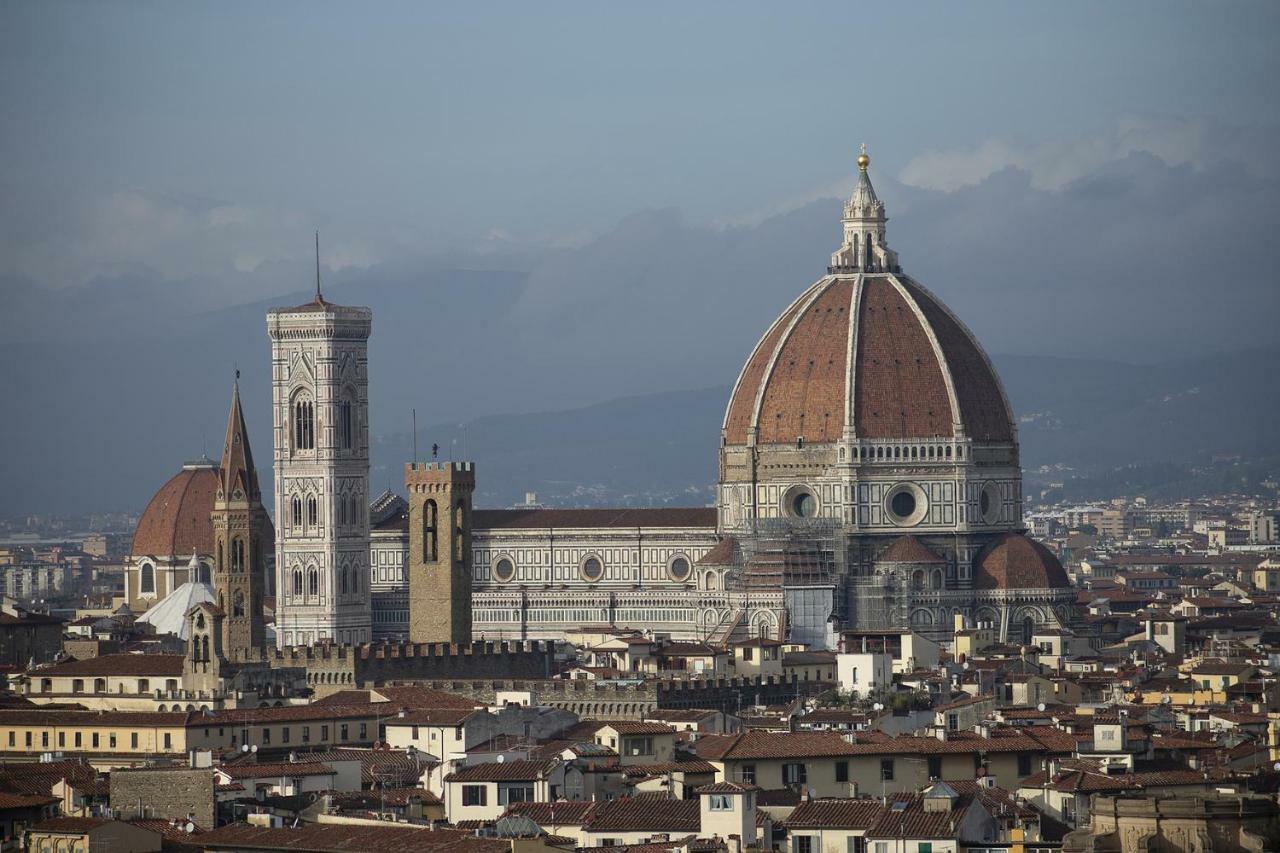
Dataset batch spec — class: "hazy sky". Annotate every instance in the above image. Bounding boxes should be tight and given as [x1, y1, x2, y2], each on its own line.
[4, 1, 1279, 285]
[4, 3, 1280, 516]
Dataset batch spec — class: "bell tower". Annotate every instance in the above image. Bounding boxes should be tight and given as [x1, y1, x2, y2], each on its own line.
[211, 375, 268, 657]
[267, 245, 374, 649]
[405, 461, 474, 644]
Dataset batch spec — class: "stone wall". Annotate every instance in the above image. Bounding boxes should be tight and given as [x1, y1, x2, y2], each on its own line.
[384, 675, 828, 720]
[1064, 793, 1280, 853]
[110, 767, 216, 830]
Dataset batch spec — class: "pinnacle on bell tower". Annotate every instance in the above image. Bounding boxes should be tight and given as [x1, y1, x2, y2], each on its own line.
[211, 372, 269, 657]
[830, 144, 900, 274]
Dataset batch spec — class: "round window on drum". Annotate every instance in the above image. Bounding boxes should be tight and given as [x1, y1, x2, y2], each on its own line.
[493, 557, 515, 582]
[581, 556, 604, 582]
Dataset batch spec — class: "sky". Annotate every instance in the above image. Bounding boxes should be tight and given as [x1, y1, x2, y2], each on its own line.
[3, 2, 1278, 283]
[2, 2, 1280, 515]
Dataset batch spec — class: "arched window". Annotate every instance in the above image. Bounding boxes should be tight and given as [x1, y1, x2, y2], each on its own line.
[423, 500, 438, 562]
[339, 495, 347, 526]
[292, 496, 302, 528]
[454, 499, 466, 561]
[338, 399, 353, 450]
[233, 590, 245, 617]
[308, 569, 319, 596]
[340, 567, 349, 594]
[201, 635, 210, 663]
[231, 539, 245, 573]
[292, 569, 303, 596]
[294, 399, 315, 451]
[140, 562, 155, 595]
[308, 496, 318, 527]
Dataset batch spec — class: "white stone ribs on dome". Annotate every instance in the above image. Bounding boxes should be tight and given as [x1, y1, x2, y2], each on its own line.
[843, 273, 864, 439]
[897, 273, 1019, 446]
[883, 274, 964, 439]
[747, 278, 834, 443]
[721, 277, 822, 437]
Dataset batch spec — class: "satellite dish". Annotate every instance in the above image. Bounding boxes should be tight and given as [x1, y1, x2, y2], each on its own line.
[1037, 703, 1046, 712]
[251, 744, 258, 753]
[497, 754, 505, 763]
[184, 822, 195, 834]
[241, 744, 249, 753]
[872, 703, 884, 711]
[963, 662, 970, 671]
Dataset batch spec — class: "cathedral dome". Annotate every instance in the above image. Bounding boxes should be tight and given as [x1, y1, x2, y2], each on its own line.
[130, 460, 220, 557]
[972, 533, 1071, 590]
[722, 152, 1014, 448]
[877, 535, 947, 565]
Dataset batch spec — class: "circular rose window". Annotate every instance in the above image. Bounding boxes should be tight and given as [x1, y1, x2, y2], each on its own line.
[581, 556, 604, 582]
[885, 483, 929, 526]
[669, 556, 691, 582]
[493, 557, 515, 582]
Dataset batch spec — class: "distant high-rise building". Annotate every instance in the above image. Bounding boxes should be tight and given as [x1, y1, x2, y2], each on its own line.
[267, 277, 373, 647]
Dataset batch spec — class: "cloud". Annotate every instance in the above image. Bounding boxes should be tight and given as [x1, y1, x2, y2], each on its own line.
[898, 115, 1279, 192]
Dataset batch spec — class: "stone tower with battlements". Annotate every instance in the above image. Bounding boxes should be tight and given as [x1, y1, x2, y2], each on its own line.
[267, 279, 373, 648]
[405, 461, 474, 644]
[211, 377, 269, 656]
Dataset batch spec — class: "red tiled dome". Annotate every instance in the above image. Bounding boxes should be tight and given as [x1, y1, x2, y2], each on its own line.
[130, 462, 220, 557]
[877, 535, 947, 564]
[972, 533, 1070, 590]
[723, 274, 1014, 445]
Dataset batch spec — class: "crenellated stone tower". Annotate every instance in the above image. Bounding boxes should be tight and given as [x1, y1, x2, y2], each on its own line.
[210, 376, 269, 656]
[267, 250, 373, 648]
[405, 461, 474, 645]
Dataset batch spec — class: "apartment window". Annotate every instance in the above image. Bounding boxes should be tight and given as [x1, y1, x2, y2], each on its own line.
[302, 726, 311, 743]
[947, 713, 958, 731]
[835, 761, 849, 782]
[880, 759, 895, 781]
[262, 728, 271, 745]
[462, 785, 487, 806]
[109, 733, 116, 749]
[131, 733, 138, 749]
[498, 784, 534, 806]
[927, 756, 942, 779]
[359, 723, 367, 740]
[412, 726, 420, 739]
[25, 733, 31, 748]
[75, 732, 82, 747]
[6, 732, 12, 748]
[58, 733, 65, 748]
[340, 724, 349, 741]
[918, 845, 932, 853]
[41, 732, 49, 748]
[742, 647, 754, 661]
[624, 736, 653, 756]
[847, 838, 867, 853]
[1018, 754, 1033, 777]
[873, 844, 889, 853]
[709, 794, 732, 811]
[740, 765, 756, 784]
[163, 733, 172, 749]
[282, 728, 290, 744]
[72, 679, 84, 694]
[91, 733, 99, 748]
[138, 679, 149, 694]
[783, 763, 807, 785]
[797, 837, 814, 853]
[321, 725, 329, 741]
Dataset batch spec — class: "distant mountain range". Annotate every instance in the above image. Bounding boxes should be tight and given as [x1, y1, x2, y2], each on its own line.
[383, 345, 1280, 509]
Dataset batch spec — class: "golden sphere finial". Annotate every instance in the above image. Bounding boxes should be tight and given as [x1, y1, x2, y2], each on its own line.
[857, 142, 870, 171]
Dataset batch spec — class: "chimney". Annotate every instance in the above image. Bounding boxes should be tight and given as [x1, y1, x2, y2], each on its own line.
[935, 726, 948, 742]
